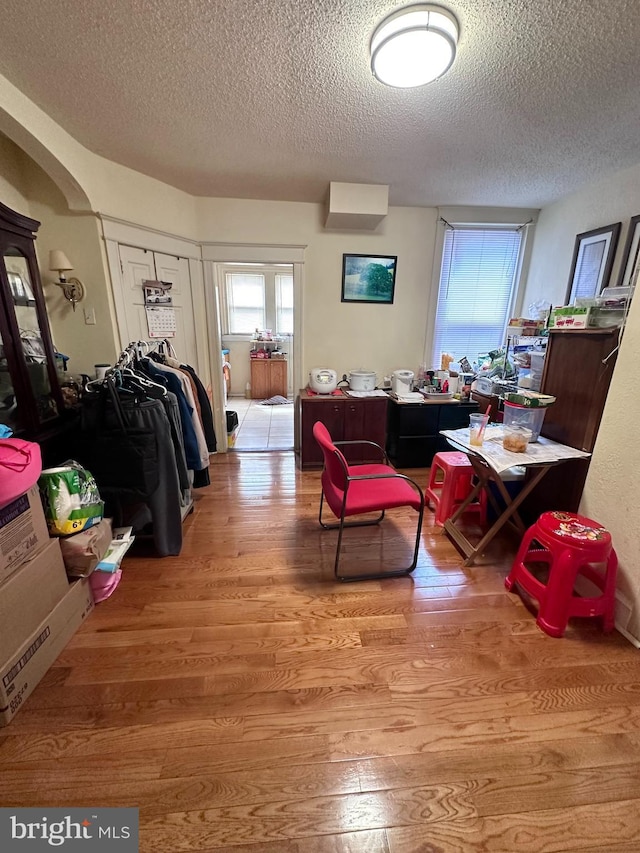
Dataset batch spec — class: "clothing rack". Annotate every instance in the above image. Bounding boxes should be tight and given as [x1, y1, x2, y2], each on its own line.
[75, 337, 214, 555]
[119, 339, 195, 523]
[113, 338, 176, 371]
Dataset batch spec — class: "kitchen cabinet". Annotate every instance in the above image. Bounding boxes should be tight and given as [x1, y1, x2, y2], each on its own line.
[521, 327, 619, 521]
[296, 389, 388, 469]
[250, 358, 287, 399]
[386, 398, 479, 467]
[0, 201, 64, 444]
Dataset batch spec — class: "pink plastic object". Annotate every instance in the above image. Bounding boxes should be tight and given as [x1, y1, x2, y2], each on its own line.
[505, 511, 618, 638]
[0, 438, 42, 507]
[425, 451, 487, 527]
[89, 569, 122, 602]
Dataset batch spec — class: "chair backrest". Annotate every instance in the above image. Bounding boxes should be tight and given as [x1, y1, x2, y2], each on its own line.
[312, 421, 349, 491]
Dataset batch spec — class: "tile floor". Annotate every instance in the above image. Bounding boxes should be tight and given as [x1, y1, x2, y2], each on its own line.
[226, 396, 294, 451]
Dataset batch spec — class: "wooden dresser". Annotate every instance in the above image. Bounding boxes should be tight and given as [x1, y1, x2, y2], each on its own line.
[295, 390, 388, 470]
[250, 358, 287, 399]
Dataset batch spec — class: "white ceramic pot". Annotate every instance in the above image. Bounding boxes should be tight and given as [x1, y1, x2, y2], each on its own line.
[348, 369, 377, 391]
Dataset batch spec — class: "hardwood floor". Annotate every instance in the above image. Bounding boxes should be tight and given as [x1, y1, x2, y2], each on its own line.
[1, 451, 639, 852]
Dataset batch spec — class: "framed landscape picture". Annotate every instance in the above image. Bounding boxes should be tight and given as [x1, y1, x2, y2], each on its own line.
[341, 254, 397, 304]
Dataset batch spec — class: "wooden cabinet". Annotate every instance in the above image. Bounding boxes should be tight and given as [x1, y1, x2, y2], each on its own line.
[250, 358, 287, 399]
[296, 390, 388, 469]
[386, 398, 479, 467]
[0, 202, 64, 443]
[539, 328, 618, 451]
[522, 327, 619, 520]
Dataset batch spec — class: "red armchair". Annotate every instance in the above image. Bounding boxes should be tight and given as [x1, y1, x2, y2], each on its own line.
[313, 421, 425, 582]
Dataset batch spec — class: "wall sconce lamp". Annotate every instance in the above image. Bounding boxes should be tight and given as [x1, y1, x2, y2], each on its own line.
[48, 250, 86, 311]
[370, 3, 459, 88]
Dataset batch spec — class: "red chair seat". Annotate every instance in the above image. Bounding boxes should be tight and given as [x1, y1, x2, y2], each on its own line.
[323, 469, 424, 517]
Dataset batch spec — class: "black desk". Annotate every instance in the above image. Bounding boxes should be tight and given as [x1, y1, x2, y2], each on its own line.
[386, 398, 478, 467]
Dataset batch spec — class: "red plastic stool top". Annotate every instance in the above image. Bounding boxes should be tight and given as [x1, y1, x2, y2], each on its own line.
[537, 511, 612, 550]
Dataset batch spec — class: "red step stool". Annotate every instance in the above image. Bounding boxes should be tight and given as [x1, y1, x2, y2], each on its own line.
[425, 451, 487, 527]
[505, 511, 618, 638]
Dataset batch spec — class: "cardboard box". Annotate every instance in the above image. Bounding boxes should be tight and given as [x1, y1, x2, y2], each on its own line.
[549, 306, 591, 329]
[0, 539, 70, 646]
[0, 485, 50, 583]
[59, 517, 113, 577]
[0, 578, 94, 726]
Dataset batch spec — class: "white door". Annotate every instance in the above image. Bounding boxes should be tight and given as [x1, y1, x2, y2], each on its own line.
[118, 246, 199, 370]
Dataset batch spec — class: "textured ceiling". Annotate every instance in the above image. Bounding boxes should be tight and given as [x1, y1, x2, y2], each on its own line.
[1, 0, 639, 208]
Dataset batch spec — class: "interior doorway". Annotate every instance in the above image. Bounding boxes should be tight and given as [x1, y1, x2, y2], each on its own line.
[214, 260, 296, 453]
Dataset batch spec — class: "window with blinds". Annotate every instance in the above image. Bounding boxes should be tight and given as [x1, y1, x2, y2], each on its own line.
[275, 273, 294, 334]
[223, 265, 293, 336]
[226, 272, 266, 334]
[431, 226, 523, 367]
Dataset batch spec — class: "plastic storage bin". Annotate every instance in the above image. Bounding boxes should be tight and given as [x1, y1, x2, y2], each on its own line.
[503, 401, 547, 441]
[529, 351, 546, 391]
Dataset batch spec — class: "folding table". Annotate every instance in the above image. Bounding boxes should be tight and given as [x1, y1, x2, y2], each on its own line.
[439, 425, 591, 566]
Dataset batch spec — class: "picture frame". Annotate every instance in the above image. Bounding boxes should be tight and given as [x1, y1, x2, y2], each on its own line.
[615, 214, 640, 290]
[341, 254, 397, 304]
[566, 222, 621, 304]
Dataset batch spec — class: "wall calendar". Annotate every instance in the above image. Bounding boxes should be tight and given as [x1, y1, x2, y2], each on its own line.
[145, 306, 177, 338]
[142, 278, 177, 338]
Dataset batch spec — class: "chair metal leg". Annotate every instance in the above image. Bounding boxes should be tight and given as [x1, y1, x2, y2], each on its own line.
[335, 500, 425, 582]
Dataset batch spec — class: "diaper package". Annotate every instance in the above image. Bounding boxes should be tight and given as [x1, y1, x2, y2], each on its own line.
[38, 461, 104, 536]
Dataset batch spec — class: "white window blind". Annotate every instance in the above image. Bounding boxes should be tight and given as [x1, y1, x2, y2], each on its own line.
[226, 272, 265, 333]
[275, 273, 294, 334]
[431, 226, 522, 366]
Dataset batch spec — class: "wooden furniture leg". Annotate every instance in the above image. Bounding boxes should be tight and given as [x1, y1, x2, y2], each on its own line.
[444, 464, 551, 566]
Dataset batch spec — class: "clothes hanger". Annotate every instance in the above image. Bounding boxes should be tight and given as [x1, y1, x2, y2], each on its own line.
[120, 366, 168, 398]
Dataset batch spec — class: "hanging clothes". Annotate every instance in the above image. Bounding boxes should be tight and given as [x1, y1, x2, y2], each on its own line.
[149, 359, 209, 469]
[74, 373, 184, 557]
[179, 364, 217, 453]
[140, 359, 202, 473]
[146, 357, 211, 488]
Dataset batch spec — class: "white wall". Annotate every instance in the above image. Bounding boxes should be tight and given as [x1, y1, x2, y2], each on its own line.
[0, 134, 31, 214]
[525, 161, 640, 644]
[523, 162, 640, 309]
[196, 198, 437, 388]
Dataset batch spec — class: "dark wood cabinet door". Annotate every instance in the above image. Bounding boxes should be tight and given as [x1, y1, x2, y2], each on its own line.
[521, 328, 619, 522]
[540, 328, 618, 452]
[342, 397, 388, 463]
[299, 397, 344, 468]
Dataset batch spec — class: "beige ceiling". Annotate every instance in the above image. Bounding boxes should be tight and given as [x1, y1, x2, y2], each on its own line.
[1, 0, 639, 209]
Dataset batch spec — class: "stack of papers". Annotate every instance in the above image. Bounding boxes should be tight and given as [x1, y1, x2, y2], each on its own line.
[345, 390, 390, 398]
[95, 526, 135, 574]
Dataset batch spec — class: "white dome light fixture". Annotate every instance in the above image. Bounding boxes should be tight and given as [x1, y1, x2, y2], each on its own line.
[370, 4, 459, 88]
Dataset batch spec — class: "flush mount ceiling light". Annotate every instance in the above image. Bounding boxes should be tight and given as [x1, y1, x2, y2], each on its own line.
[370, 3, 459, 88]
